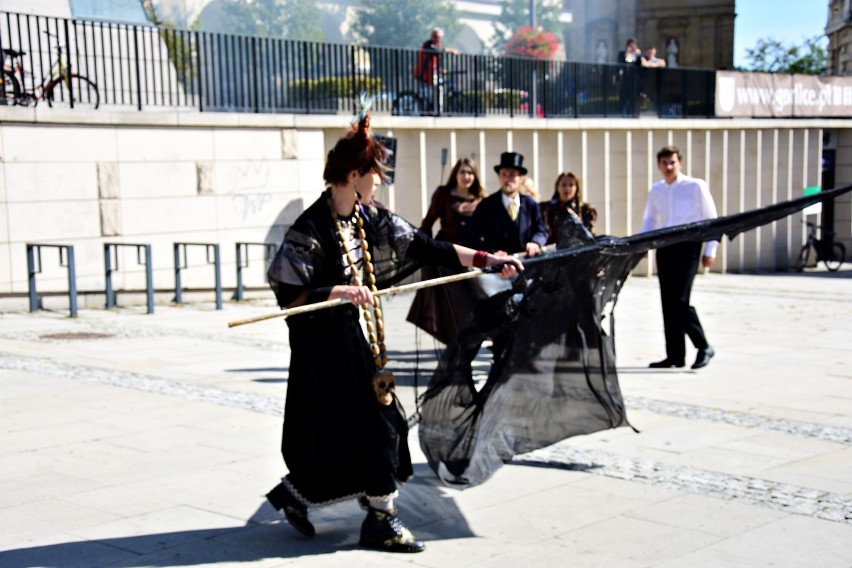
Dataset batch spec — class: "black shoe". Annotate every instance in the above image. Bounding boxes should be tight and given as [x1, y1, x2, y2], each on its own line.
[359, 507, 426, 553]
[692, 346, 715, 369]
[266, 482, 315, 537]
[649, 358, 685, 368]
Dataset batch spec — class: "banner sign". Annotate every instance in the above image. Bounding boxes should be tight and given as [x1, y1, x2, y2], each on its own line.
[715, 71, 852, 118]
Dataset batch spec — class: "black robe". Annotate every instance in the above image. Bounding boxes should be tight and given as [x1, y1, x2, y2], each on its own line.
[266, 193, 460, 506]
[418, 184, 852, 487]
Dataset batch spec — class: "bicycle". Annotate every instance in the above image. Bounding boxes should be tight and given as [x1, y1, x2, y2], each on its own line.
[796, 221, 846, 272]
[1, 31, 99, 109]
[393, 69, 466, 116]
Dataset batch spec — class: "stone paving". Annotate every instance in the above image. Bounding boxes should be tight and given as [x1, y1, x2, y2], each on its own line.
[0, 267, 851, 567]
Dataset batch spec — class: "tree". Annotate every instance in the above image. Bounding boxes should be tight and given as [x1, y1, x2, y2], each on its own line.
[191, 0, 324, 41]
[744, 36, 828, 75]
[281, 0, 325, 42]
[492, 0, 564, 49]
[350, 0, 459, 49]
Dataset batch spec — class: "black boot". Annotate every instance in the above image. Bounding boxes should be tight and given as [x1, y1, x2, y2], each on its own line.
[266, 482, 315, 537]
[359, 507, 425, 553]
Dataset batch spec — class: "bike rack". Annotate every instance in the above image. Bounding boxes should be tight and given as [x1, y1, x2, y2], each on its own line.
[234, 242, 277, 301]
[173, 242, 222, 310]
[26, 243, 78, 317]
[104, 243, 154, 314]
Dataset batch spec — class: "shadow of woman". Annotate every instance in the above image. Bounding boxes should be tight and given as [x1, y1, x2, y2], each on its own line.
[1, 465, 474, 566]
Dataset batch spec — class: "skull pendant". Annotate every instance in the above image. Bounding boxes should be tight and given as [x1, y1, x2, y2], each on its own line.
[372, 370, 395, 406]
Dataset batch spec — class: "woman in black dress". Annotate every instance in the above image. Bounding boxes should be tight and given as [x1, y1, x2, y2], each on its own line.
[265, 111, 521, 553]
[407, 157, 486, 343]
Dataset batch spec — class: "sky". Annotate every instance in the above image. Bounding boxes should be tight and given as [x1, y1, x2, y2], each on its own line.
[733, 0, 830, 68]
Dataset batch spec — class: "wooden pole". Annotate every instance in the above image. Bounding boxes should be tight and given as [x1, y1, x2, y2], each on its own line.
[227, 268, 484, 328]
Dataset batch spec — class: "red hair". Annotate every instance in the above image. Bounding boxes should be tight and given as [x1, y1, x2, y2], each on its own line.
[323, 112, 390, 185]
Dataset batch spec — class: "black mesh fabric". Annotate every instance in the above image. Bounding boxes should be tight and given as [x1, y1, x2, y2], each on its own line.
[417, 185, 851, 487]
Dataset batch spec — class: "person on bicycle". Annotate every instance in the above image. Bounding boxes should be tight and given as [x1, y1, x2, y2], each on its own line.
[413, 27, 458, 111]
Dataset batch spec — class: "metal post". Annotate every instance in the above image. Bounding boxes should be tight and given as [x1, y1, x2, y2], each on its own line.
[25, 244, 77, 316]
[63, 19, 74, 108]
[174, 243, 183, 304]
[573, 62, 579, 118]
[105, 243, 155, 313]
[143, 244, 154, 314]
[234, 242, 278, 302]
[132, 26, 142, 111]
[197, 31, 204, 112]
[211, 244, 222, 310]
[235, 243, 245, 301]
[104, 243, 116, 308]
[251, 35, 259, 113]
[174, 242, 221, 309]
[26, 244, 39, 312]
[302, 42, 309, 113]
[65, 246, 78, 317]
[529, 0, 537, 118]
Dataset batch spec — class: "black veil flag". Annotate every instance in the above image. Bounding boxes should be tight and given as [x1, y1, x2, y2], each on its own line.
[417, 185, 851, 487]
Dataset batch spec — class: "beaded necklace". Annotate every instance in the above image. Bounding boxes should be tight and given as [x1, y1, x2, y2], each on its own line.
[330, 197, 395, 406]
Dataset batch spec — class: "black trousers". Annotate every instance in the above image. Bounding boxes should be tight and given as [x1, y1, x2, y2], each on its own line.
[655, 242, 709, 362]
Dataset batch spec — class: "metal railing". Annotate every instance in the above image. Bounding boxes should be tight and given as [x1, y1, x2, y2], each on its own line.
[26, 243, 78, 317]
[234, 242, 276, 301]
[104, 243, 154, 313]
[0, 9, 717, 118]
[173, 242, 222, 309]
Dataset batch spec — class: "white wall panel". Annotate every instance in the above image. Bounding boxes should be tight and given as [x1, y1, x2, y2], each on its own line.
[0, 112, 840, 296]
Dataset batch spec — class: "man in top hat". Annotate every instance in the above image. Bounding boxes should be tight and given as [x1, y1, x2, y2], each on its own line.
[461, 151, 548, 257]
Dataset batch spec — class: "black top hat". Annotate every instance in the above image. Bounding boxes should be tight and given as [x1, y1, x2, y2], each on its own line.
[494, 151, 527, 175]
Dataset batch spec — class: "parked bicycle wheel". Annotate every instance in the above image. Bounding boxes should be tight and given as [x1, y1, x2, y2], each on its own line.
[0, 69, 20, 105]
[823, 242, 846, 272]
[46, 75, 99, 109]
[796, 244, 810, 272]
[392, 91, 422, 116]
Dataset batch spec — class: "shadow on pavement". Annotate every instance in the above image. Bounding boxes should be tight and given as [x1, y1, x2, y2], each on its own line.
[0, 466, 472, 568]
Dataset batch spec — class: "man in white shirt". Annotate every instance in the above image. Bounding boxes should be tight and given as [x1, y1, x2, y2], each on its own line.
[640, 145, 718, 370]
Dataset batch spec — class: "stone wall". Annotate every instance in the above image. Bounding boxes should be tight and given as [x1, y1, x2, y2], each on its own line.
[0, 106, 845, 302]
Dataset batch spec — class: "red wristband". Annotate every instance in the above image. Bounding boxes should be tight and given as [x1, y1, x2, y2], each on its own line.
[473, 250, 488, 268]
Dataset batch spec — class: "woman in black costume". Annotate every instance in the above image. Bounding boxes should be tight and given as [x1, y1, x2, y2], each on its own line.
[265, 109, 522, 553]
[407, 157, 486, 343]
[540, 172, 597, 244]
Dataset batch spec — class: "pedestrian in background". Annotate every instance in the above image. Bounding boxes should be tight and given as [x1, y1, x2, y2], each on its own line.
[407, 157, 486, 343]
[461, 151, 548, 257]
[640, 145, 718, 370]
[540, 172, 597, 244]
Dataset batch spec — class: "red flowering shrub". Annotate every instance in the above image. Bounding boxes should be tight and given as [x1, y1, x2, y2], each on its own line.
[504, 26, 559, 59]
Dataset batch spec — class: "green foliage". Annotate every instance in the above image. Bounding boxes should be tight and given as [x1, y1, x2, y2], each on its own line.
[140, 1, 198, 93]
[744, 36, 828, 75]
[483, 88, 526, 109]
[191, 0, 324, 41]
[288, 76, 384, 100]
[350, 0, 459, 49]
[281, 0, 325, 42]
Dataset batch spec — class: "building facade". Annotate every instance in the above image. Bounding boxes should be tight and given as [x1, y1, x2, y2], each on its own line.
[563, 0, 735, 69]
[827, 0, 852, 76]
